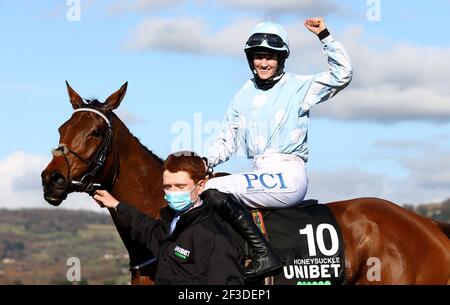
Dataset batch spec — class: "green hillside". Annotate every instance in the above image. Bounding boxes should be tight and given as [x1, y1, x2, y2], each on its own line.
[0, 209, 129, 285]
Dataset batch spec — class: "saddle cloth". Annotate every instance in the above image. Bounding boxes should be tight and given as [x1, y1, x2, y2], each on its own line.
[261, 200, 347, 285]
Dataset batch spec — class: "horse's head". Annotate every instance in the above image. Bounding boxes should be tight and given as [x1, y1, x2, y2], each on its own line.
[41, 81, 127, 206]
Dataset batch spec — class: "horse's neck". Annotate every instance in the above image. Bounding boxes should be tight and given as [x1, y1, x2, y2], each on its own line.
[111, 118, 165, 218]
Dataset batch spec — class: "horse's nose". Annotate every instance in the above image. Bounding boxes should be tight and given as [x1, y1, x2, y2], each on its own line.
[41, 171, 68, 206]
[42, 170, 67, 188]
[49, 172, 67, 188]
[41, 170, 50, 186]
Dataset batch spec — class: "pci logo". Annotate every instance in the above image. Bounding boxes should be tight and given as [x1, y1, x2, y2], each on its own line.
[174, 245, 191, 260]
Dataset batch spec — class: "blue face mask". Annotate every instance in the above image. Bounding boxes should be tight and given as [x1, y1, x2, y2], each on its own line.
[164, 182, 201, 212]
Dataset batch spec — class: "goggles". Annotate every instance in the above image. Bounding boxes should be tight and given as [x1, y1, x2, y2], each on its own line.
[246, 33, 287, 48]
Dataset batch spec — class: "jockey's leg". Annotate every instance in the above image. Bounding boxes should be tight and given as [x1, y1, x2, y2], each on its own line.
[201, 188, 283, 279]
[202, 159, 307, 279]
[205, 159, 307, 209]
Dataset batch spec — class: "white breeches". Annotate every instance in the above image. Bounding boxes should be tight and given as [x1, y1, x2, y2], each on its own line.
[205, 154, 308, 209]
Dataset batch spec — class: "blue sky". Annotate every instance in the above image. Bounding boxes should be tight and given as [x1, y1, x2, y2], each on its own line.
[1, 0, 450, 209]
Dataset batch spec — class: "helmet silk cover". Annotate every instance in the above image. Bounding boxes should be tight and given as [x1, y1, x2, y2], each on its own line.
[244, 21, 290, 90]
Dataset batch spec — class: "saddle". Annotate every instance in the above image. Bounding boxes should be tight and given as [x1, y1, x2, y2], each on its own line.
[252, 200, 347, 285]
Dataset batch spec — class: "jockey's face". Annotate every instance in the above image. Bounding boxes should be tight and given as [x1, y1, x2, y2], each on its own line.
[253, 52, 278, 80]
[163, 170, 205, 201]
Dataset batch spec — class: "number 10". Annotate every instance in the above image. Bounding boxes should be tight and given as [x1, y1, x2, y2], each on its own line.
[299, 224, 339, 256]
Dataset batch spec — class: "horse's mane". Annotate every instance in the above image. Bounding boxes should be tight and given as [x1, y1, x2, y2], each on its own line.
[132, 136, 164, 165]
[83, 99, 164, 165]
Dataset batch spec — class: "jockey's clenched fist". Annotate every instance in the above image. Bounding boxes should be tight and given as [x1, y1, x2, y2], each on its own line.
[304, 17, 327, 35]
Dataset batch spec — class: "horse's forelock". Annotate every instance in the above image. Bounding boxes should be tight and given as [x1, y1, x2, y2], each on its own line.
[83, 99, 104, 109]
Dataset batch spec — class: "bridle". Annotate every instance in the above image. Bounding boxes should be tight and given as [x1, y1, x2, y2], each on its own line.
[52, 107, 156, 273]
[53, 107, 158, 275]
[52, 108, 120, 195]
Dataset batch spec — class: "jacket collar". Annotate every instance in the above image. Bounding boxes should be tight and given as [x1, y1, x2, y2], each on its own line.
[160, 202, 212, 236]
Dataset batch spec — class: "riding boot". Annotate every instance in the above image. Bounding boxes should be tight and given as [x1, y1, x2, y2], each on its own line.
[202, 189, 283, 279]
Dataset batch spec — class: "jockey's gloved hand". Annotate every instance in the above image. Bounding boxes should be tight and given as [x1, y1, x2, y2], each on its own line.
[201, 157, 214, 178]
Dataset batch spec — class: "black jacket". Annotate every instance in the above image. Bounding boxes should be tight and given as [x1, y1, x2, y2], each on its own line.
[115, 201, 245, 285]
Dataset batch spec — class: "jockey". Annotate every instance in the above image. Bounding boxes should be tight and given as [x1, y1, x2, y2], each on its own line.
[201, 18, 353, 279]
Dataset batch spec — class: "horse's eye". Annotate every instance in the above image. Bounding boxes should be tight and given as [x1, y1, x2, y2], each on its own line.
[91, 129, 102, 138]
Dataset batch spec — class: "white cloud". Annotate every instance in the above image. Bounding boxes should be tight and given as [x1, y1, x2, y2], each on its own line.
[397, 149, 450, 191]
[307, 166, 450, 206]
[0, 151, 105, 211]
[123, 17, 317, 56]
[307, 143, 450, 205]
[368, 137, 449, 160]
[314, 85, 450, 122]
[125, 17, 210, 53]
[307, 167, 390, 202]
[107, 0, 183, 14]
[124, 17, 258, 55]
[107, 0, 347, 16]
[220, 0, 345, 16]
[309, 26, 450, 122]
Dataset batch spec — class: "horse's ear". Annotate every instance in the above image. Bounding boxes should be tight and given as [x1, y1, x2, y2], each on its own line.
[103, 82, 128, 112]
[66, 81, 84, 109]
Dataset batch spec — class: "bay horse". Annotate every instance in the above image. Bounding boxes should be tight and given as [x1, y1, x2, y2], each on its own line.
[41, 82, 450, 285]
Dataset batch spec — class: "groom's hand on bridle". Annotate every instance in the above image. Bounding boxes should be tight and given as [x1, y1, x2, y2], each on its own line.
[93, 190, 119, 209]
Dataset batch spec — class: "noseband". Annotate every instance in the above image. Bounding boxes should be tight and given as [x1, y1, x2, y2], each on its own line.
[52, 108, 119, 194]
